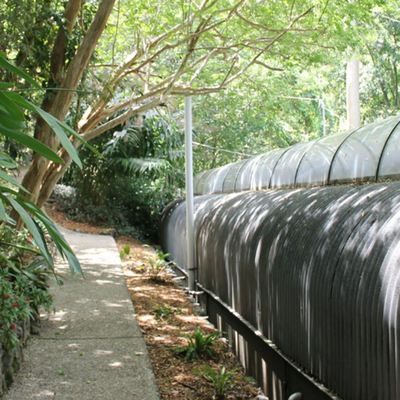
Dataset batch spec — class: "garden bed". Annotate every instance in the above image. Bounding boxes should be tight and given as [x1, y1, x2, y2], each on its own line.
[0, 314, 39, 395]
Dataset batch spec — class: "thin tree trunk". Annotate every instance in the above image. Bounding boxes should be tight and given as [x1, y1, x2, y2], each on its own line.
[20, 0, 116, 213]
[18, 0, 82, 209]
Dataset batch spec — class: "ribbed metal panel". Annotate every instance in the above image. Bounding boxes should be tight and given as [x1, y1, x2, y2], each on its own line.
[161, 181, 400, 400]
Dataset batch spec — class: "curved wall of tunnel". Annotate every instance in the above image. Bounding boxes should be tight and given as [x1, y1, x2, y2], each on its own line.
[194, 116, 400, 194]
[160, 117, 400, 400]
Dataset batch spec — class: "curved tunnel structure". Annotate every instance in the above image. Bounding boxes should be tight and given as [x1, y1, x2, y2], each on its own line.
[160, 117, 400, 400]
[194, 116, 400, 194]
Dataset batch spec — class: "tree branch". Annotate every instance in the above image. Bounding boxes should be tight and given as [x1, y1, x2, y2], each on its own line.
[234, 9, 322, 33]
[254, 60, 284, 72]
[82, 100, 162, 141]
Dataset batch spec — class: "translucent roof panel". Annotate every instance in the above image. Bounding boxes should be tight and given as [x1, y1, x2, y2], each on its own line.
[203, 164, 232, 194]
[194, 171, 206, 194]
[222, 159, 248, 192]
[195, 169, 215, 195]
[250, 148, 287, 190]
[295, 130, 352, 187]
[377, 119, 400, 180]
[270, 143, 314, 189]
[193, 117, 400, 195]
[329, 117, 400, 184]
[234, 157, 260, 191]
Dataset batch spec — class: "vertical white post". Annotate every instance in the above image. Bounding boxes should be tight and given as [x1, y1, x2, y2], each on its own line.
[347, 59, 361, 130]
[184, 96, 196, 292]
[319, 98, 326, 136]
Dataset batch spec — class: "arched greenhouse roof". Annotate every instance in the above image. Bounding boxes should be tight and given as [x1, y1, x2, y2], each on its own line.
[194, 116, 400, 195]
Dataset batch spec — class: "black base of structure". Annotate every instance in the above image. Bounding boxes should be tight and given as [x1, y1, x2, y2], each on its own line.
[172, 265, 337, 400]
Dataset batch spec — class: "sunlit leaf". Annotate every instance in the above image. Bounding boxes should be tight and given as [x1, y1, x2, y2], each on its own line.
[0, 51, 41, 88]
[0, 124, 64, 163]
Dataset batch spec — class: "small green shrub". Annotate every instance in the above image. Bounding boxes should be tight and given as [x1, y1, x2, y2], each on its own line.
[120, 244, 131, 260]
[143, 246, 171, 278]
[0, 225, 55, 351]
[123, 245, 131, 256]
[195, 365, 238, 400]
[153, 305, 182, 321]
[171, 327, 220, 361]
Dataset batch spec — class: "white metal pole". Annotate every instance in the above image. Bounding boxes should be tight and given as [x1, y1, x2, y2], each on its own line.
[320, 99, 326, 136]
[346, 59, 361, 130]
[184, 96, 196, 292]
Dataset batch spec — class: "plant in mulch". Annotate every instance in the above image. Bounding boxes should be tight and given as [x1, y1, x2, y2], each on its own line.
[120, 244, 131, 260]
[143, 245, 172, 281]
[171, 326, 221, 361]
[153, 305, 182, 321]
[195, 365, 239, 400]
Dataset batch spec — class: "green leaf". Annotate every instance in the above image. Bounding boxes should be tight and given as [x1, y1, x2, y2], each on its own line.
[0, 241, 42, 255]
[0, 91, 24, 121]
[0, 197, 8, 221]
[0, 154, 17, 169]
[0, 170, 29, 193]
[0, 83, 13, 89]
[23, 203, 83, 276]
[0, 109, 25, 130]
[56, 119, 103, 159]
[32, 106, 83, 168]
[0, 52, 41, 89]
[5, 196, 54, 268]
[0, 125, 64, 163]
[7, 93, 82, 168]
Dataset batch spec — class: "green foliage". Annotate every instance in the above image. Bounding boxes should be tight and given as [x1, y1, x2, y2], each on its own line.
[123, 244, 130, 256]
[195, 365, 238, 400]
[0, 52, 82, 276]
[153, 305, 182, 321]
[143, 246, 171, 279]
[0, 263, 53, 351]
[62, 114, 185, 241]
[173, 327, 221, 361]
[120, 244, 131, 260]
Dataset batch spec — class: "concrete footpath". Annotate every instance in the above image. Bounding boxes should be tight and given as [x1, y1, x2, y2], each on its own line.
[4, 227, 160, 400]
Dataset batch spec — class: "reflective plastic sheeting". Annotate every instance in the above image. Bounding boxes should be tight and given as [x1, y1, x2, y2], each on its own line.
[329, 117, 400, 183]
[378, 121, 400, 180]
[160, 181, 400, 400]
[295, 130, 351, 186]
[250, 148, 287, 190]
[269, 142, 313, 188]
[193, 117, 400, 194]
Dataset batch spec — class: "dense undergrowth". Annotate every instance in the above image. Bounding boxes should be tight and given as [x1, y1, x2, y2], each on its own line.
[0, 225, 54, 352]
[57, 115, 185, 242]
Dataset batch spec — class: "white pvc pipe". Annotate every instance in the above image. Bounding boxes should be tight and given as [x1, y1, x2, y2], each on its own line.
[184, 96, 196, 292]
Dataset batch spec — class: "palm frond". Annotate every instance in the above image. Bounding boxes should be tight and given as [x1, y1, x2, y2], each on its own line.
[110, 157, 168, 173]
[103, 126, 142, 156]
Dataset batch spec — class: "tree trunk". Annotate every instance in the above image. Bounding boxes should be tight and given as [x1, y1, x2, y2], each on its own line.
[17, 0, 82, 209]
[38, 149, 75, 208]
[19, 0, 116, 217]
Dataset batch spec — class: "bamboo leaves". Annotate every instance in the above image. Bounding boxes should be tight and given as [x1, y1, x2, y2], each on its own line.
[0, 52, 83, 276]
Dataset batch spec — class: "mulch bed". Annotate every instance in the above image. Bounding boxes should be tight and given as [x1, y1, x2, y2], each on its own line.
[44, 205, 263, 399]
